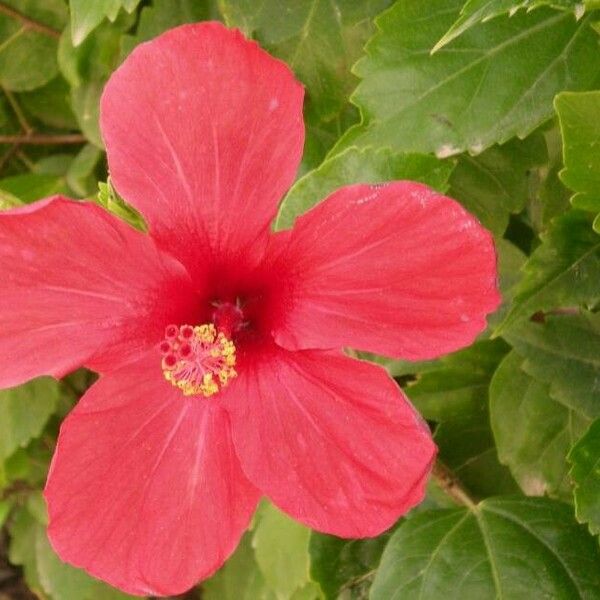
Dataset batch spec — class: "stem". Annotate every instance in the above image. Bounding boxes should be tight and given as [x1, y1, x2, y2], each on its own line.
[3, 88, 31, 134]
[0, 480, 35, 501]
[0, 1, 61, 39]
[338, 569, 377, 593]
[0, 142, 18, 171]
[15, 149, 34, 170]
[0, 133, 87, 145]
[431, 460, 477, 510]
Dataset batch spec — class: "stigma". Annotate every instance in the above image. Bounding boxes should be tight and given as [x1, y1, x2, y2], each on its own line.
[160, 323, 237, 397]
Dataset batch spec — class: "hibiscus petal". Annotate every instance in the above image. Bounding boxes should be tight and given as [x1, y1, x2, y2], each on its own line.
[101, 22, 304, 278]
[274, 182, 500, 360]
[45, 351, 260, 596]
[0, 197, 197, 388]
[222, 346, 436, 538]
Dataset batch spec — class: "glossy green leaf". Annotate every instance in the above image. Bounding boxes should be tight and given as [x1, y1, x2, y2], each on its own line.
[569, 418, 600, 535]
[556, 91, 600, 231]
[491, 350, 590, 499]
[498, 210, 600, 332]
[505, 311, 600, 419]
[407, 340, 508, 423]
[333, 0, 599, 158]
[309, 531, 390, 599]
[204, 534, 276, 600]
[407, 340, 518, 497]
[528, 125, 573, 230]
[371, 497, 600, 599]
[276, 146, 453, 229]
[0, 378, 59, 461]
[448, 134, 547, 236]
[434, 0, 584, 52]
[0, 0, 67, 91]
[70, 0, 142, 46]
[252, 502, 313, 600]
[219, 0, 392, 122]
[486, 239, 529, 330]
[220, 0, 393, 171]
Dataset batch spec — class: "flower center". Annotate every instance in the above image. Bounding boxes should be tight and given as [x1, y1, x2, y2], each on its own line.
[160, 323, 237, 397]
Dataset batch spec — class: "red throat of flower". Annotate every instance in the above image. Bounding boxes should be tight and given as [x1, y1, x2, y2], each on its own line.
[160, 323, 237, 397]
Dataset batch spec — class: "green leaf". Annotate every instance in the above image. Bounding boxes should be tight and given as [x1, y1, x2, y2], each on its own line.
[407, 340, 519, 498]
[66, 144, 102, 197]
[35, 523, 134, 599]
[569, 418, 600, 535]
[371, 497, 600, 599]
[333, 0, 600, 158]
[34, 154, 76, 177]
[0, 173, 69, 203]
[9, 498, 135, 600]
[71, 81, 104, 147]
[70, 0, 142, 46]
[309, 531, 390, 599]
[0, 441, 53, 491]
[220, 0, 393, 171]
[59, 16, 134, 148]
[0, 0, 67, 91]
[0, 497, 12, 528]
[298, 105, 358, 176]
[556, 91, 600, 230]
[498, 210, 600, 332]
[0, 378, 59, 462]
[251, 502, 313, 600]
[434, 0, 584, 52]
[219, 0, 392, 123]
[448, 134, 547, 236]
[275, 146, 453, 230]
[528, 125, 573, 230]
[18, 76, 78, 130]
[204, 534, 276, 600]
[490, 350, 590, 499]
[486, 239, 529, 330]
[407, 340, 508, 423]
[8, 506, 47, 597]
[122, 0, 218, 56]
[505, 311, 600, 419]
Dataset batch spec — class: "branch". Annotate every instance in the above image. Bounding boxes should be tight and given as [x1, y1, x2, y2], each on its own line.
[431, 460, 477, 509]
[0, 142, 18, 171]
[3, 88, 32, 134]
[0, 1, 61, 39]
[0, 134, 87, 145]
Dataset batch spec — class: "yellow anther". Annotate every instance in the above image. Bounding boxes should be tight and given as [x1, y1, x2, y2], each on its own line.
[160, 323, 237, 397]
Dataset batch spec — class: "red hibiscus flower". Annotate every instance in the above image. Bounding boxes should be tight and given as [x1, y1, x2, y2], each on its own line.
[0, 23, 499, 597]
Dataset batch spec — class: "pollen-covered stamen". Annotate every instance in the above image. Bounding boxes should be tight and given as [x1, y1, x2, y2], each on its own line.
[160, 324, 237, 397]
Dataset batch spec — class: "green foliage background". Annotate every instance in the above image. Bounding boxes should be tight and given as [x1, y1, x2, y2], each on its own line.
[1, 0, 600, 598]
